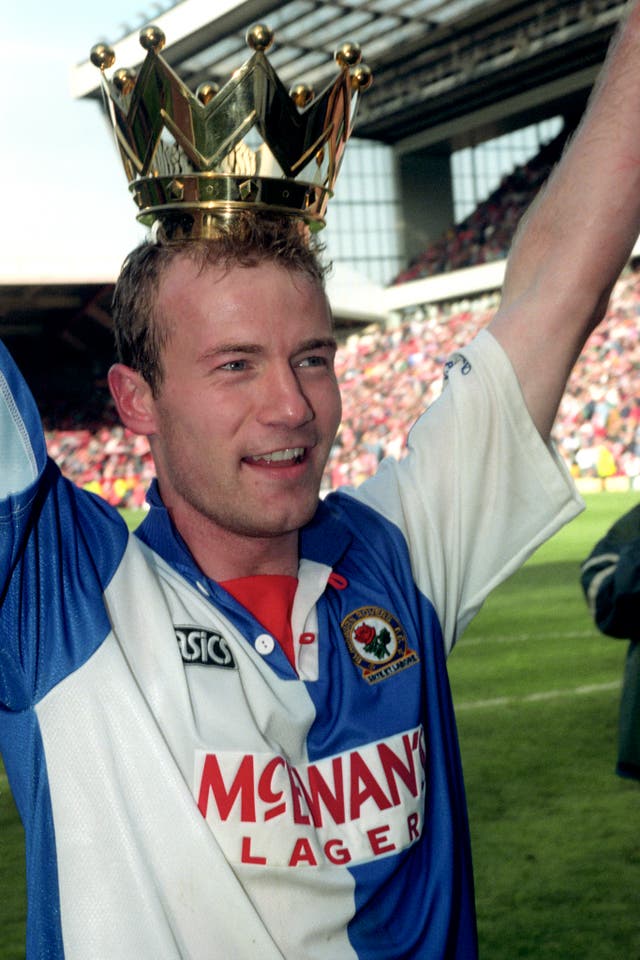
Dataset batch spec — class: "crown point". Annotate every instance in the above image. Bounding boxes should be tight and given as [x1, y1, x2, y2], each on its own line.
[290, 83, 315, 109]
[351, 63, 373, 92]
[113, 68, 137, 95]
[246, 23, 274, 52]
[196, 81, 220, 105]
[335, 42, 362, 68]
[90, 43, 116, 70]
[139, 25, 165, 53]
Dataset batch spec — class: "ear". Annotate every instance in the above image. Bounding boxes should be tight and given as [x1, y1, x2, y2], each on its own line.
[108, 363, 158, 436]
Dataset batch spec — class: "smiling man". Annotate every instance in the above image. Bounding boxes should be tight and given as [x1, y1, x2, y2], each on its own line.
[4, 5, 640, 959]
[108, 235, 341, 578]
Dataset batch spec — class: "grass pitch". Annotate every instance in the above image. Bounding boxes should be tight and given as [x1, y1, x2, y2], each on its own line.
[1, 493, 639, 958]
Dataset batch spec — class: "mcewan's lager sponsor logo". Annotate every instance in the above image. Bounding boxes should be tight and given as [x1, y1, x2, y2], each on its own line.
[195, 726, 426, 868]
[341, 606, 419, 683]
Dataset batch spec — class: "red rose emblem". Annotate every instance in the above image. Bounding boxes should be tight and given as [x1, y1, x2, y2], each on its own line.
[354, 622, 376, 648]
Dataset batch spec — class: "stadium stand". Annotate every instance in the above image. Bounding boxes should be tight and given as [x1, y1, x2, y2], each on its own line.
[41, 128, 640, 506]
[45, 424, 154, 508]
[324, 265, 640, 492]
[392, 126, 571, 284]
[44, 260, 640, 505]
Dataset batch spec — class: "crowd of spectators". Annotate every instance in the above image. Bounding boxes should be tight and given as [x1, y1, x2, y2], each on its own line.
[43, 263, 640, 505]
[323, 267, 640, 490]
[45, 423, 155, 509]
[323, 295, 495, 490]
[392, 127, 570, 284]
[554, 268, 640, 485]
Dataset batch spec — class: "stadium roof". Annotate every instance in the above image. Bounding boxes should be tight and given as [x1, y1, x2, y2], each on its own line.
[72, 0, 627, 146]
[3, 0, 630, 377]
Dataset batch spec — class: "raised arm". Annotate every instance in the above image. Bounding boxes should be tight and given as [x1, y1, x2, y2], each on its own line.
[489, 0, 640, 439]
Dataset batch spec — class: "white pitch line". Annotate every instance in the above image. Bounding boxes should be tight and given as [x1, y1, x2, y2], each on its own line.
[455, 680, 620, 711]
[457, 629, 595, 647]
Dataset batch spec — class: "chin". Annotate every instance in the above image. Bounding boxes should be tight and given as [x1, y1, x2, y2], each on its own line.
[253, 498, 320, 538]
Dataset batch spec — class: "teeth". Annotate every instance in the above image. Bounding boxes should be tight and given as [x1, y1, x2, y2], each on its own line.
[251, 447, 304, 464]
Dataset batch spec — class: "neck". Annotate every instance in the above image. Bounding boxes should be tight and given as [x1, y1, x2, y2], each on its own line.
[167, 505, 300, 580]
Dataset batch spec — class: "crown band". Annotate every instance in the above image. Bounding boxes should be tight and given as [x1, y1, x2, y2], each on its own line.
[91, 24, 372, 238]
[132, 174, 330, 229]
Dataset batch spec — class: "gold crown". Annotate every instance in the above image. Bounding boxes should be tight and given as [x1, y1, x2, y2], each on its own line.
[90, 24, 372, 239]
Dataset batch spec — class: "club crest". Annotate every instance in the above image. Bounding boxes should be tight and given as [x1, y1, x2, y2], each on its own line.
[341, 606, 419, 684]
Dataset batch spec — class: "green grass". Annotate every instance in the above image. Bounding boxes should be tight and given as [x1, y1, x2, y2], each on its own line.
[121, 507, 145, 531]
[0, 763, 26, 960]
[1, 494, 639, 957]
[449, 489, 640, 958]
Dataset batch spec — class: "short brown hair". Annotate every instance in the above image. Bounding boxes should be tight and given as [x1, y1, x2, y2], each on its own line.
[111, 213, 328, 395]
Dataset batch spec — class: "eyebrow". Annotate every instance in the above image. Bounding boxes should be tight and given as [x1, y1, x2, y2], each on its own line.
[198, 337, 338, 362]
[199, 343, 262, 360]
[295, 337, 338, 354]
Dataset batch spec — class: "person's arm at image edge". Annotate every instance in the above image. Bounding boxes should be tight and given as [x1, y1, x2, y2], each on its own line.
[489, 0, 640, 440]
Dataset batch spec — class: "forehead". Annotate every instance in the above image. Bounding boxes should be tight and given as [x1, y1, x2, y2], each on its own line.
[156, 255, 331, 336]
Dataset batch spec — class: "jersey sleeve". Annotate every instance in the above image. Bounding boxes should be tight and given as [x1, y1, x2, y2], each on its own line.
[346, 329, 583, 653]
[0, 340, 47, 500]
[580, 502, 640, 640]
[0, 340, 129, 711]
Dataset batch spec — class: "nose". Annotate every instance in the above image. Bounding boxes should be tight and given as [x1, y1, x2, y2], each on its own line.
[259, 363, 313, 428]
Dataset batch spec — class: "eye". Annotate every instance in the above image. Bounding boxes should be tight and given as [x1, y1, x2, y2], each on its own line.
[219, 359, 249, 371]
[297, 355, 328, 369]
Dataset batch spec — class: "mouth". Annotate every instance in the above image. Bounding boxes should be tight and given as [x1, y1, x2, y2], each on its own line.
[243, 447, 306, 466]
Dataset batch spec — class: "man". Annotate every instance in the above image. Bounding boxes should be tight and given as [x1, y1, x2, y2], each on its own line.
[581, 502, 640, 781]
[3, 4, 640, 957]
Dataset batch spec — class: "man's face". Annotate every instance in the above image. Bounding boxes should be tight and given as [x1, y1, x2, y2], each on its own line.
[146, 256, 341, 546]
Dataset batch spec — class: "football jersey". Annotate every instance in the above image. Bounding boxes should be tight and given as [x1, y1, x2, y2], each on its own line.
[0, 331, 582, 958]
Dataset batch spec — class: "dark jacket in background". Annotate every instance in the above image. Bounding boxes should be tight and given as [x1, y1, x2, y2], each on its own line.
[581, 503, 640, 781]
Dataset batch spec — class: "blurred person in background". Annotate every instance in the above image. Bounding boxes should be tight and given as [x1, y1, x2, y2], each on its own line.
[581, 502, 640, 780]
